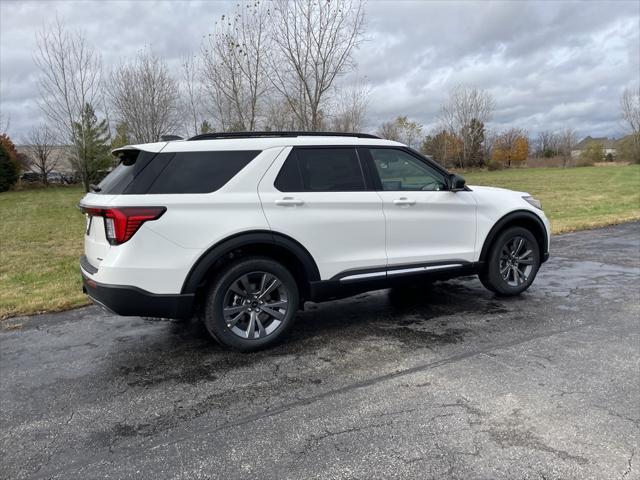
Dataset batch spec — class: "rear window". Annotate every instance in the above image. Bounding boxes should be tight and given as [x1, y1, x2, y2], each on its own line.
[97, 149, 260, 194]
[97, 150, 159, 194]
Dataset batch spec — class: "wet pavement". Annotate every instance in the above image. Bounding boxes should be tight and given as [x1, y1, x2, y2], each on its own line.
[1, 223, 639, 480]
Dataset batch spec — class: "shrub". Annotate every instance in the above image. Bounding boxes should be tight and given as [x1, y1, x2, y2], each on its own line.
[487, 161, 504, 171]
[580, 141, 604, 164]
[617, 135, 640, 164]
[575, 157, 595, 167]
[0, 142, 19, 192]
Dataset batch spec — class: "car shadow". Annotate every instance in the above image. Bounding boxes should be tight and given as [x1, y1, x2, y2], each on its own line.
[84, 277, 536, 448]
[101, 277, 526, 390]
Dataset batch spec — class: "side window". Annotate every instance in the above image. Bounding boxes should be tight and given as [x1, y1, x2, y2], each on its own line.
[274, 151, 303, 192]
[369, 148, 446, 191]
[147, 150, 260, 194]
[275, 148, 366, 192]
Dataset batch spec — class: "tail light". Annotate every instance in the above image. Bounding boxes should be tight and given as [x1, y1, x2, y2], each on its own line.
[80, 206, 166, 245]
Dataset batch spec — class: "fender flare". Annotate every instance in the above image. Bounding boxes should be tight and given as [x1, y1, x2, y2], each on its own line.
[181, 230, 321, 294]
[479, 210, 549, 262]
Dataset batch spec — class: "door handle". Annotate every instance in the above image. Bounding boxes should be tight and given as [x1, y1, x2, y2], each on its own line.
[393, 197, 416, 206]
[275, 197, 304, 206]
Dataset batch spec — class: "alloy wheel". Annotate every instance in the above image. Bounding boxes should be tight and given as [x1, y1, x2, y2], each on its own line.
[499, 236, 535, 287]
[222, 271, 289, 340]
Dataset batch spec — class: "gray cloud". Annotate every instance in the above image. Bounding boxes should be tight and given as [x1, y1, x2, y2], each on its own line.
[1, 0, 638, 141]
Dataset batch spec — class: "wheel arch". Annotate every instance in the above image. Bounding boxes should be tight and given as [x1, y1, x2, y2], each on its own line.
[479, 210, 549, 263]
[181, 230, 320, 299]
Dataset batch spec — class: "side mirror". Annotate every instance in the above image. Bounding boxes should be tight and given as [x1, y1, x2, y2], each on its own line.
[449, 174, 466, 191]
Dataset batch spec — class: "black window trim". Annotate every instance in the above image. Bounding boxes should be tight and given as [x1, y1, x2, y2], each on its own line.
[272, 144, 455, 193]
[361, 146, 453, 192]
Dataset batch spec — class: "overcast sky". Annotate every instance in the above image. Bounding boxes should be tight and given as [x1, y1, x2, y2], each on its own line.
[1, 0, 638, 141]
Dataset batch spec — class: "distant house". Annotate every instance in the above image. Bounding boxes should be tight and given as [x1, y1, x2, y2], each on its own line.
[15, 145, 76, 173]
[571, 136, 619, 158]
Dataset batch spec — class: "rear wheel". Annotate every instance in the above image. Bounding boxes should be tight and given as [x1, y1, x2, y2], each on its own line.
[479, 226, 541, 296]
[203, 257, 299, 351]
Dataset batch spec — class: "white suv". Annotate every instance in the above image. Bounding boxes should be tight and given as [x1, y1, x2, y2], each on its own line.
[80, 132, 550, 351]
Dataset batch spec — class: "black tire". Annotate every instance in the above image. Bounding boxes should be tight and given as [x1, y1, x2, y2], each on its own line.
[203, 256, 299, 351]
[479, 226, 541, 296]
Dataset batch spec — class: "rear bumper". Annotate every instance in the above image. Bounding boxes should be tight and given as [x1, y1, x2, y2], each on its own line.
[81, 274, 195, 319]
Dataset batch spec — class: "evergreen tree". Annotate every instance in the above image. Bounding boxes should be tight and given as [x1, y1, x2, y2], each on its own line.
[110, 121, 131, 168]
[111, 122, 131, 150]
[0, 141, 19, 192]
[0, 134, 20, 192]
[72, 103, 111, 191]
[199, 120, 213, 134]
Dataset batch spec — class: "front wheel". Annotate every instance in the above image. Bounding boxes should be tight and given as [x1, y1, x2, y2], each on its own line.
[479, 226, 541, 296]
[203, 257, 299, 351]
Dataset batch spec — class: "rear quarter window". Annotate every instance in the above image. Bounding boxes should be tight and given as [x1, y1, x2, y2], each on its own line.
[147, 150, 260, 194]
[97, 149, 260, 194]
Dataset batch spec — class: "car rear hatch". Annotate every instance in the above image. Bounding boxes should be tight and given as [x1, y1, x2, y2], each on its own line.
[81, 199, 113, 271]
[79, 145, 167, 272]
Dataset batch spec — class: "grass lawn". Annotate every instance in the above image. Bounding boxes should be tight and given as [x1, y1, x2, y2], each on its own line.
[1, 164, 639, 319]
[463, 164, 640, 234]
[1, 186, 87, 319]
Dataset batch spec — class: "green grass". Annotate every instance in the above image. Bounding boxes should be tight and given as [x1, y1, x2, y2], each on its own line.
[1, 164, 639, 319]
[0, 186, 86, 319]
[463, 165, 640, 234]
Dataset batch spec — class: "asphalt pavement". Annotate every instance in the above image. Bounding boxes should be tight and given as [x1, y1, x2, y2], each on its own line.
[1, 222, 639, 480]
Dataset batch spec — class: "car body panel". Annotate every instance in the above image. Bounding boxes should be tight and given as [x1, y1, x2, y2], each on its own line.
[257, 147, 387, 279]
[79, 135, 551, 312]
[469, 185, 551, 256]
[376, 189, 478, 265]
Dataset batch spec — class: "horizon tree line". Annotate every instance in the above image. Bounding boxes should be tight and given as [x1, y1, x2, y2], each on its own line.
[2, 2, 638, 191]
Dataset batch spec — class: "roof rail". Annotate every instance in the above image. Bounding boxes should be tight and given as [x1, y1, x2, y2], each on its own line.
[187, 131, 380, 141]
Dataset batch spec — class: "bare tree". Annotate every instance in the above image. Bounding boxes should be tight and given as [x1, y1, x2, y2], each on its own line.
[558, 127, 577, 168]
[263, 99, 300, 131]
[22, 125, 58, 185]
[34, 18, 102, 154]
[269, 0, 365, 131]
[620, 85, 640, 162]
[181, 54, 203, 137]
[108, 50, 181, 143]
[483, 128, 497, 161]
[377, 119, 401, 142]
[201, 2, 271, 131]
[328, 81, 370, 132]
[376, 116, 424, 148]
[536, 130, 559, 157]
[0, 113, 9, 134]
[439, 85, 495, 168]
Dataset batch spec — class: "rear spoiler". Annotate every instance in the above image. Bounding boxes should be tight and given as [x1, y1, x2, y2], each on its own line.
[111, 141, 168, 157]
[111, 147, 142, 166]
[111, 142, 168, 164]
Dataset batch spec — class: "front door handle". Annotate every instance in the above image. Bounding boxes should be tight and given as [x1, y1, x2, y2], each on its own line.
[275, 197, 304, 207]
[393, 197, 416, 206]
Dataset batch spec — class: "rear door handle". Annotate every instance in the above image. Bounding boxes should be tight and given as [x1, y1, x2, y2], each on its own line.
[275, 197, 304, 207]
[393, 197, 416, 206]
